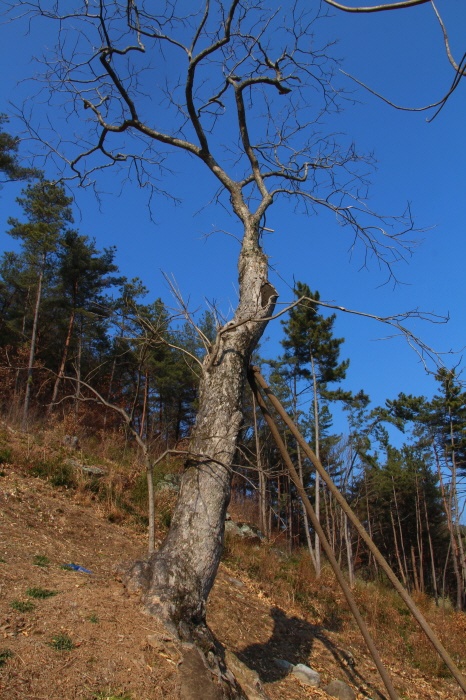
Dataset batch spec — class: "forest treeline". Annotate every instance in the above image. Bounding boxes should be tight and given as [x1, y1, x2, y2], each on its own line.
[1, 122, 465, 612]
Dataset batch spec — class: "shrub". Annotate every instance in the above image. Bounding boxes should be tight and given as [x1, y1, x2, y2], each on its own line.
[30, 458, 76, 488]
[0, 447, 12, 465]
[11, 600, 35, 612]
[49, 633, 74, 651]
[26, 587, 58, 599]
[0, 649, 13, 667]
[33, 554, 49, 567]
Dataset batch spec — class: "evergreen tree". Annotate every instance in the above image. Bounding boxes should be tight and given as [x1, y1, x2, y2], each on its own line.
[6, 180, 73, 425]
[354, 443, 445, 597]
[48, 231, 120, 410]
[279, 282, 350, 573]
[0, 115, 38, 184]
[383, 370, 466, 609]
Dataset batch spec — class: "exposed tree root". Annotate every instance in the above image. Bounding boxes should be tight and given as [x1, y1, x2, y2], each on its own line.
[116, 559, 269, 700]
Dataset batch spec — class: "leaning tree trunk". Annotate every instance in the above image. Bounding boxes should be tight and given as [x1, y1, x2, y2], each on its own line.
[124, 221, 277, 641]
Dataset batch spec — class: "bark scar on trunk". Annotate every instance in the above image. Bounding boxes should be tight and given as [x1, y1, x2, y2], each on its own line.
[260, 282, 278, 308]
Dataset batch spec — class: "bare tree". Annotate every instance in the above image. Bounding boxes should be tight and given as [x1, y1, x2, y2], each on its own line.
[10, 0, 414, 659]
[323, 0, 465, 118]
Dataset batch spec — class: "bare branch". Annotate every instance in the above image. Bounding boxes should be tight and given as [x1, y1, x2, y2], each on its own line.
[322, 0, 430, 12]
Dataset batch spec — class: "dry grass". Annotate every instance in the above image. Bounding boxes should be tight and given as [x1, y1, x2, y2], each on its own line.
[1, 416, 465, 699]
[223, 534, 466, 686]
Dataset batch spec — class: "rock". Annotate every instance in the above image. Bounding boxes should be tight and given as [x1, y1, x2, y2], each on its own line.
[179, 644, 223, 700]
[291, 663, 321, 687]
[273, 658, 293, 673]
[226, 576, 245, 588]
[239, 523, 255, 536]
[65, 458, 106, 476]
[324, 679, 356, 700]
[225, 520, 243, 537]
[225, 649, 270, 700]
[157, 473, 181, 492]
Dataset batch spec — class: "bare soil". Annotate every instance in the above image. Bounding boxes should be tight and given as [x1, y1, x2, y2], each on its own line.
[0, 465, 462, 699]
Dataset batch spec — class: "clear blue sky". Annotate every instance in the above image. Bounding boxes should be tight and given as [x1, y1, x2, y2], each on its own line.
[1, 0, 465, 437]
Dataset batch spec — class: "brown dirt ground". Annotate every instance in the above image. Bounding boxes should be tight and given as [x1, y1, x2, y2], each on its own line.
[0, 466, 463, 700]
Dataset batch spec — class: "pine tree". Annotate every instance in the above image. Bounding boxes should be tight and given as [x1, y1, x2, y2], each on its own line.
[384, 372, 466, 609]
[48, 231, 119, 411]
[280, 282, 350, 573]
[0, 115, 38, 184]
[7, 180, 73, 426]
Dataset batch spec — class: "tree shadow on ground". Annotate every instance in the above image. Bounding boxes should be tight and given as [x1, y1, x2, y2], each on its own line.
[236, 606, 387, 700]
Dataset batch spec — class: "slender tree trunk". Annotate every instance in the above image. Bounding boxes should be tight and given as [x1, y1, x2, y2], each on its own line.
[390, 509, 408, 588]
[310, 355, 321, 576]
[364, 471, 378, 577]
[414, 480, 424, 593]
[74, 322, 82, 417]
[49, 306, 76, 413]
[124, 221, 277, 638]
[344, 513, 354, 587]
[434, 444, 463, 610]
[252, 392, 267, 538]
[14, 287, 31, 399]
[140, 371, 149, 439]
[392, 478, 410, 587]
[23, 263, 44, 429]
[297, 443, 317, 570]
[411, 546, 420, 593]
[449, 436, 466, 609]
[423, 488, 438, 603]
[103, 356, 116, 429]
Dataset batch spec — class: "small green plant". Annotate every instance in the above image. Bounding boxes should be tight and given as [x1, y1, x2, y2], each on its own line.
[49, 633, 74, 651]
[26, 587, 58, 599]
[0, 649, 13, 666]
[30, 458, 76, 489]
[33, 554, 49, 567]
[88, 613, 99, 623]
[0, 447, 12, 465]
[0, 557, 6, 563]
[11, 599, 36, 612]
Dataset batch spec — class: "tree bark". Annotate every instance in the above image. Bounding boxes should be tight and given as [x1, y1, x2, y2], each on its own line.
[124, 221, 277, 640]
[22, 262, 44, 429]
[48, 306, 76, 413]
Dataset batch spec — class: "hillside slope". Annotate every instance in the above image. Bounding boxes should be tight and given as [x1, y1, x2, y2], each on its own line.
[0, 455, 463, 699]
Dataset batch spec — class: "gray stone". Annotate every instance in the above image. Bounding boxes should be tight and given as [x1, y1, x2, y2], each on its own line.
[225, 650, 270, 700]
[273, 658, 293, 672]
[157, 473, 181, 492]
[324, 679, 356, 700]
[291, 663, 321, 687]
[226, 576, 245, 588]
[65, 458, 106, 476]
[224, 520, 243, 537]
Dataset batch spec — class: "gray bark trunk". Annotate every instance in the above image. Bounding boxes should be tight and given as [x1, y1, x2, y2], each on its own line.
[124, 220, 277, 640]
[23, 263, 44, 430]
